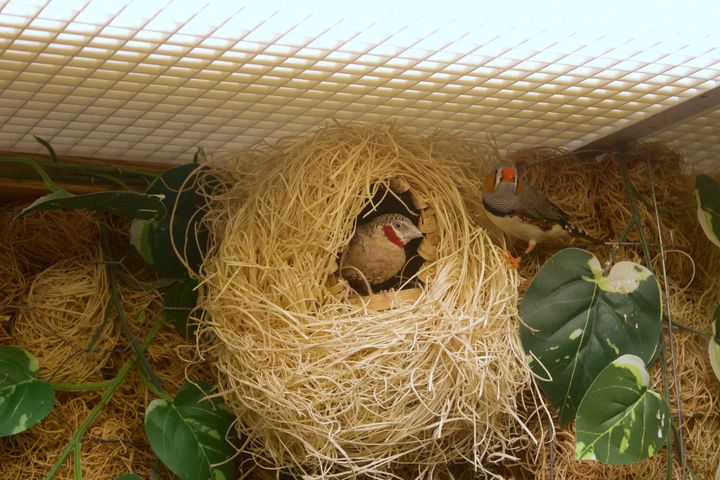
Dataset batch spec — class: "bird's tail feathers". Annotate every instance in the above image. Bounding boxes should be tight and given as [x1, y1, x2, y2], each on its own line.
[563, 222, 602, 244]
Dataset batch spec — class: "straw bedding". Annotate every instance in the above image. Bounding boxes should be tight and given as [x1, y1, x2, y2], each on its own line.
[0, 208, 99, 323]
[198, 124, 533, 479]
[0, 207, 213, 479]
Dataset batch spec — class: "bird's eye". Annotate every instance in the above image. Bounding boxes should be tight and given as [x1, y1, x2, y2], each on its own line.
[394, 222, 402, 229]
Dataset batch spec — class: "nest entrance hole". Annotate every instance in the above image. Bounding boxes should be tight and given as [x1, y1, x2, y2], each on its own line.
[354, 184, 424, 293]
[329, 177, 439, 306]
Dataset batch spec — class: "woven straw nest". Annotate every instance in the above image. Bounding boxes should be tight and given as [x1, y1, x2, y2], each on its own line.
[197, 123, 534, 479]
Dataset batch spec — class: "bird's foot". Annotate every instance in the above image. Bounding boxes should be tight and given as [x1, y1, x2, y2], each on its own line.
[502, 249, 522, 268]
[342, 281, 362, 299]
[369, 288, 393, 299]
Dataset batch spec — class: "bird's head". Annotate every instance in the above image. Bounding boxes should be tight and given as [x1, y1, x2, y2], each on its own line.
[374, 213, 423, 248]
[484, 164, 521, 194]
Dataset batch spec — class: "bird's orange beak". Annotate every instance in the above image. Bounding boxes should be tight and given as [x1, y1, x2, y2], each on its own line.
[501, 167, 515, 182]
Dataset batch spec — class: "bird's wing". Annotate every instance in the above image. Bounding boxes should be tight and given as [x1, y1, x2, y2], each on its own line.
[518, 183, 569, 223]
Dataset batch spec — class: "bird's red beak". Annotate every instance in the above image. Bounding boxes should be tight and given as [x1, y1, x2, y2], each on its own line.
[501, 167, 515, 182]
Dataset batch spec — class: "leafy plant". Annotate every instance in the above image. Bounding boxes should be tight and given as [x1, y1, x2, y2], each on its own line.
[130, 164, 212, 279]
[696, 174, 720, 479]
[1, 137, 163, 221]
[164, 278, 200, 338]
[145, 382, 236, 480]
[0, 346, 55, 436]
[43, 319, 165, 479]
[519, 248, 662, 425]
[0, 140, 235, 479]
[18, 190, 166, 220]
[576, 354, 670, 464]
[695, 174, 720, 247]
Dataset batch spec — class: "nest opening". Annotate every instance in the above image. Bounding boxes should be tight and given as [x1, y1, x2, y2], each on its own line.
[337, 183, 427, 295]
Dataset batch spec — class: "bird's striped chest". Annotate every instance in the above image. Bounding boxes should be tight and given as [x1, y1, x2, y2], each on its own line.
[486, 211, 567, 242]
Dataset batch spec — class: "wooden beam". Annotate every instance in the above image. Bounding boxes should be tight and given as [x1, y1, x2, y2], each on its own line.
[574, 85, 720, 152]
[0, 152, 174, 203]
[0, 150, 171, 173]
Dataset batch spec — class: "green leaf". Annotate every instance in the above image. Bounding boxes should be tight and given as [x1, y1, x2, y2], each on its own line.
[115, 474, 144, 480]
[519, 248, 662, 425]
[0, 346, 55, 436]
[709, 304, 720, 383]
[575, 354, 670, 464]
[696, 174, 720, 248]
[164, 278, 199, 338]
[130, 164, 212, 278]
[17, 190, 166, 220]
[33, 135, 59, 163]
[15, 189, 73, 218]
[145, 382, 235, 480]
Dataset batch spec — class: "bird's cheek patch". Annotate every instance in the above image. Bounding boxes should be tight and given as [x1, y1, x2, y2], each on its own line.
[382, 225, 405, 249]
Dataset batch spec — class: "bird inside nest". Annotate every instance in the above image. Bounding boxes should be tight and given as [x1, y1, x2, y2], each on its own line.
[340, 213, 423, 296]
[482, 163, 600, 267]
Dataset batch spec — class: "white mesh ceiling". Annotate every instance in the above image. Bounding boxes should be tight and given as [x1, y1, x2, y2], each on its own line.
[2, 0, 720, 165]
[645, 106, 720, 174]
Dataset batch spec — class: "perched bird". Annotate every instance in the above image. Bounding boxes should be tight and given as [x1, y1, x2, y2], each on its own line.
[482, 164, 596, 266]
[340, 213, 423, 294]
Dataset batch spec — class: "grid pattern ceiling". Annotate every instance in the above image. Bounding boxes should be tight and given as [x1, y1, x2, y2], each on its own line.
[645, 106, 720, 174]
[1, 0, 720, 165]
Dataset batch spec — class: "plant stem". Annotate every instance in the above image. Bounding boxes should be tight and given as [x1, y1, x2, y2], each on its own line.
[73, 444, 82, 480]
[0, 153, 159, 179]
[46, 160, 158, 179]
[49, 379, 115, 392]
[617, 157, 675, 480]
[44, 319, 164, 480]
[0, 156, 64, 192]
[618, 158, 654, 266]
[136, 363, 170, 400]
[115, 269, 179, 291]
[101, 224, 166, 395]
[86, 302, 115, 353]
[0, 167, 150, 188]
[34, 135, 59, 164]
[668, 319, 711, 339]
[608, 221, 636, 265]
[645, 157, 687, 478]
[77, 171, 132, 191]
[0, 153, 158, 194]
[630, 184, 695, 214]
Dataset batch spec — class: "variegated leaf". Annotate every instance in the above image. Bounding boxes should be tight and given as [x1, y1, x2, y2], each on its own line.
[696, 174, 720, 248]
[576, 354, 670, 464]
[145, 382, 235, 480]
[519, 248, 662, 425]
[0, 346, 55, 436]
